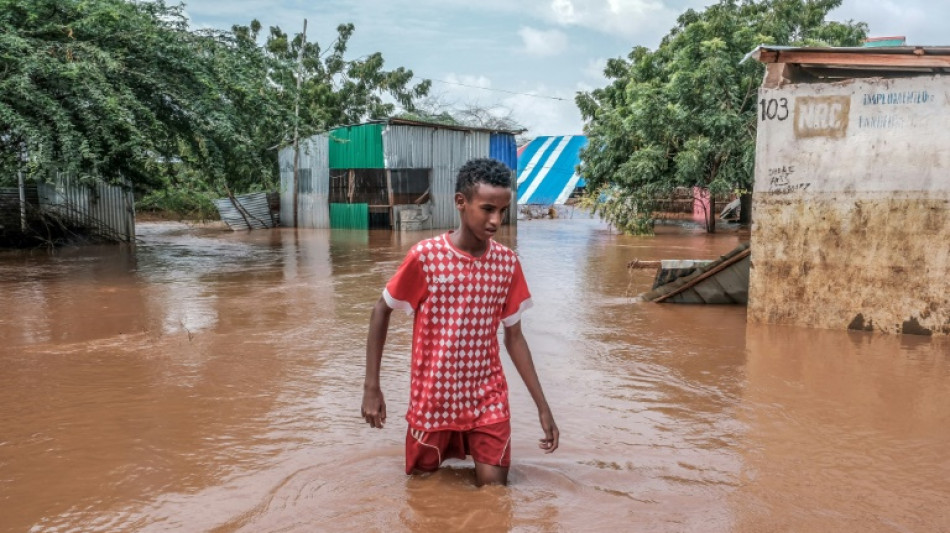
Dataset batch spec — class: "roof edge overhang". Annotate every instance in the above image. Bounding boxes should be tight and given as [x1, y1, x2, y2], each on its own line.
[743, 45, 950, 74]
[335, 118, 524, 136]
[387, 117, 525, 135]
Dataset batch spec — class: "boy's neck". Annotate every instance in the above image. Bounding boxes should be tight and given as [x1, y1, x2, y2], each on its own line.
[449, 227, 489, 257]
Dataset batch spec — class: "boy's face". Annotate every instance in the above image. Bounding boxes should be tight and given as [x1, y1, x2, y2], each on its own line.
[455, 183, 512, 242]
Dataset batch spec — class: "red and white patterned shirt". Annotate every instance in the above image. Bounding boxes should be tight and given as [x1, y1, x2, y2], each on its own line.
[383, 232, 532, 432]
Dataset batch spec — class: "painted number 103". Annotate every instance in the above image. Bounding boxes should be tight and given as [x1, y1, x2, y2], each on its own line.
[760, 97, 789, 121]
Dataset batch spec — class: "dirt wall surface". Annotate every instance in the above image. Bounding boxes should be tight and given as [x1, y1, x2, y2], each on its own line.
[750, 74, 950, 335]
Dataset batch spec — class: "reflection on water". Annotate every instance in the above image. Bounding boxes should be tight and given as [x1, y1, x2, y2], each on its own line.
[1, 218, 948, 532]
[734, 327, 950, 531]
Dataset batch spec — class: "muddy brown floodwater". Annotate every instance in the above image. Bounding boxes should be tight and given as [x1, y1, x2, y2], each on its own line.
[1, 216, 949, 532]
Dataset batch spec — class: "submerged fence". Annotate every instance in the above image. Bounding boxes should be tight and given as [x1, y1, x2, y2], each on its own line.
[37, 174, 136, 242]
[2, 175, 135, 245]
[0, 186, 39, 243]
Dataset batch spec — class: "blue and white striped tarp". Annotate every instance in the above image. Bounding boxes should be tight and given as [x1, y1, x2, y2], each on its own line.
[516, 135, 587, 205]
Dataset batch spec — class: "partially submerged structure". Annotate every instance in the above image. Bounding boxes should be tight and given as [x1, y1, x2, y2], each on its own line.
[640, 243, 751, 304]
[213, 192, 280, 230]
[279, 119, 519, 230]
[746, 45, 950, 335]
[1, 174, 135, 246]
[516, 135, 587, 206]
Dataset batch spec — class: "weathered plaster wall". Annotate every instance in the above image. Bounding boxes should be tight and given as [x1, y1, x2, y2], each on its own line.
[749, 75, 950, 335]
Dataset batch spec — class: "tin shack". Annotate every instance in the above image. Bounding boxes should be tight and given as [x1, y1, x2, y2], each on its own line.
[747, 45, 950, 335]
[516, 135, 587, 206]
[279, 119, 519, 230]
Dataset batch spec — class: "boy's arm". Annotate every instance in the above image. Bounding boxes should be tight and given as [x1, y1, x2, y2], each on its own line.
[503, 321, 559, 453]
[362, 296, 393, 429]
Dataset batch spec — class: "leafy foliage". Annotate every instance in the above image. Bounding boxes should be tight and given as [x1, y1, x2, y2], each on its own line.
[136, 173, 220, 221]
[576, 0, 867, 233]
[576, 185, 657, 235]
[0, 0, 272, 191]
[1, 1, 431, 218]
[239, 21, 431, 135]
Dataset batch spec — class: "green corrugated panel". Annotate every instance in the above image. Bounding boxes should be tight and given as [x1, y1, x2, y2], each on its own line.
[863, 38, 906, 47]
[329, 203, 368, 229]
[328, 124, 385, 169]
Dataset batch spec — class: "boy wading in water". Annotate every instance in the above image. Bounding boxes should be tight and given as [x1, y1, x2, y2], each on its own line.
[362, 158, 559, 486]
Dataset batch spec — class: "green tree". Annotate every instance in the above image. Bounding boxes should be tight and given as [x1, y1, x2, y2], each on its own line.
[0, 0, 274, 193]
[576, 0, 867, 234]
[242, 21, 431, 134]
[1, 2, 432, 218]
[142, 19, 433, 217]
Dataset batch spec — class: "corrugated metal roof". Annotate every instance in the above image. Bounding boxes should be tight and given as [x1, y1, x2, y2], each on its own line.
[329, 124, 385, 169]
[388, 117, 523, 135]
[516, 135, 587, 205]
[335, 117, 522, 135]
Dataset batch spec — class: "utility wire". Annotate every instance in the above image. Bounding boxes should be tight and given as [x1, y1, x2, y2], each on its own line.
[429, 78, 567, 101]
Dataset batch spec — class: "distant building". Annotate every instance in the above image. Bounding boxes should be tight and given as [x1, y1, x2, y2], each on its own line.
[747, 44, 950, 335]
[863, 36, 906, 47]
[279, 119, 518, 230]
[516, 135, 587, 205]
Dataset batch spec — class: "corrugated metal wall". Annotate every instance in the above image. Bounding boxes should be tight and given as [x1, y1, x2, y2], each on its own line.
[279, 145, 294, 227]
[37, 174, 135, 242]
[383, 125, 492, 229]
[329, 124, 385, 169]
[279, 126, 517, 230]
[489, 133, 517, 170]
[329, 203, 369, 229]
[279, 134, 330, 228]
[213, 192, 279, 230]
[490, 133, 519, 227]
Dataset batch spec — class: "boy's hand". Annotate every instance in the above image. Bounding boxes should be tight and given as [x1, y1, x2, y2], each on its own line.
[361, 386, 387, 429]
[538, 409, 559, 453]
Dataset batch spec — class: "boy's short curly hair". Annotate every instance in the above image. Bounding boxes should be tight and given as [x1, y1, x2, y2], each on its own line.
[455, 158, 512, 198]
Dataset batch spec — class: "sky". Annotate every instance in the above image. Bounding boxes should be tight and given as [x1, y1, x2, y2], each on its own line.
[183, 0, 945, 137]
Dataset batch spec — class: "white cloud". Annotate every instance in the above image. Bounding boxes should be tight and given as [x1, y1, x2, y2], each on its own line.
[501, 86, 582, 135]
[168, 0, 950, 146]
[430, 73, 497, 112]
[518, 26, 569, 56]
[583, 57, 609, 82]
[832, 1, 938, 45]
[551, 0, 577, 23]
[544, 0, 703, 40]
[444, 73, 492, 89]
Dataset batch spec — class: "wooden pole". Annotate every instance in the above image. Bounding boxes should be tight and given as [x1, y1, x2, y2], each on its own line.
[292, 18, 308, 228]
[627, 259, 663, 269]
[17, 169, 26, 231]
[386, 169, 394, 228]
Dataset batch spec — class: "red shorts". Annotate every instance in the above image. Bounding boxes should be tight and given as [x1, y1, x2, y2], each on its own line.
[405, 420, 512, 474]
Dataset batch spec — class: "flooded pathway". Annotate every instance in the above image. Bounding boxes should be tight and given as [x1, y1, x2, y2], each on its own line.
[1, 217, 948, 532]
